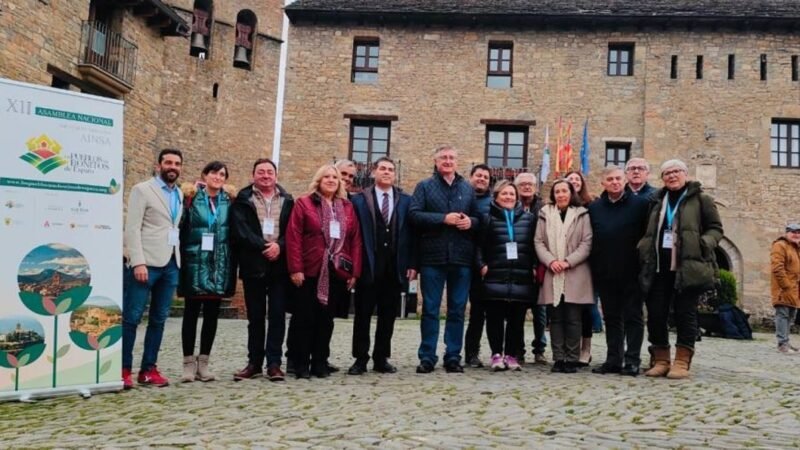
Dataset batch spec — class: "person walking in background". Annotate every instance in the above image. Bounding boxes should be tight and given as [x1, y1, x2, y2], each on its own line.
[475, 181, 538, 371]
[535, 179, 593, 373]
[638, 159, 723, 379]
[464, 163, 492, 368]
[770, 222, 800, 353]
[230, 158, 295, 382]
[286, 164, 362, 379]
[178, 161, 236, 383]
[410, 145, 477, 374]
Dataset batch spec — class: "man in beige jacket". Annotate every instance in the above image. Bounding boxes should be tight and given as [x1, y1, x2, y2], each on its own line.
[122, 149, 184, 389]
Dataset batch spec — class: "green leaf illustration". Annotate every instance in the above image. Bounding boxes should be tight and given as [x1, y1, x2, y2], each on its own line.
[46, 355, 53, 363]
[17, 354, 30, 366]
[0, 352, 15, 369]
[18, 291, 49, 316]
[56, 344, 70, 358]
[98, 336, 111, 349]
[69, 331, 93, 351]
[54, 298, 72, 315]
[15, 343, 45, 368]
[55, 286, 92, 313]
[98, 325, 122, 348]
[99, 360, 112, 375]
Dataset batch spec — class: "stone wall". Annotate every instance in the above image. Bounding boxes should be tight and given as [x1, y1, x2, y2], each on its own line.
[280, 22, 800, 316]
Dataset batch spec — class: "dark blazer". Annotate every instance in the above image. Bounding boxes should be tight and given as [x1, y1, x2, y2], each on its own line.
[351, 186, 418, 285]
[587, 191, 650, 284]
[230, 184, 294, 279]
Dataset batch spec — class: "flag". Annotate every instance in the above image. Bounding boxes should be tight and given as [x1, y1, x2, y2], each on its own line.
[539, 124, 550, 185]
[580, 119, 590, 174]
[555, 118, 573, 175]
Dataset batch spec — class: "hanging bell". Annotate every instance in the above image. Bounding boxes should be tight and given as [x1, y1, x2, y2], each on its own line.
[190, 32, 207, 51]
[233, 45, 250, 67]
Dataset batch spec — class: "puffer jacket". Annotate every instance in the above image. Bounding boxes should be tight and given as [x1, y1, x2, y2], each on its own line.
[178, 184, 236, 298]
[637, 181, 724, 294]
[771, 237, 800, 308]
[475, 202, 538, 303]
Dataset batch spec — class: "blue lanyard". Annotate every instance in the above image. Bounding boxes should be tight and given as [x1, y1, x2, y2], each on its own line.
[169, 188, 180, 225]
[665, 191, 686, 228]
[504, 209, 515, 241]
[205, 194, 219, 229]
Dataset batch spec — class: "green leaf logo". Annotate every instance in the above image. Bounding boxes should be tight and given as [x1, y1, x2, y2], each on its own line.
[56, 344, 70, 358]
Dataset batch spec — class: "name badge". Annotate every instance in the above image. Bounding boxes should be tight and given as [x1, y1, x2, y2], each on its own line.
[662, 232, 674, 249]
[201, 233, 215, 251]
[506, 242, 519, 260]
[262, 219, 275, 236]
[168, 227, 180, 246]
[330, 220, 341, 239]
[408, 280, 418, 294]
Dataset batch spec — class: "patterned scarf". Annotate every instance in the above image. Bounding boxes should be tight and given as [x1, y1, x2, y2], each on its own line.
[544, 205, 577, 307]
[317, 196, 346, 305]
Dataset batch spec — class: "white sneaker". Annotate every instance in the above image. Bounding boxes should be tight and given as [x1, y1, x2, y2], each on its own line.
[490, 354, 506, 371]
[778, 344, 798, 354]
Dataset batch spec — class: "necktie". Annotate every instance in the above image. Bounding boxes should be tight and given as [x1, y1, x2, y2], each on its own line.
[381, 192, 390, 224]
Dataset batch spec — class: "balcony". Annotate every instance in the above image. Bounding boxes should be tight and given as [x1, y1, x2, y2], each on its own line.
[77, 21, 138, 97]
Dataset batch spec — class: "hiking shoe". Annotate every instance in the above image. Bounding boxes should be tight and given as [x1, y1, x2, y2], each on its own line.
[137, 366, 169, 387]
[490, 354, 505, 371]
[534, 353, 548, 365]
[505, 355, 521, 371]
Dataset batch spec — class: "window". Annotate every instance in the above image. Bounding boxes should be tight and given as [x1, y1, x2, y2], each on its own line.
[696, 55, 703, 79]
[605, 142, 630, 167]
[352, 39, 379, 84]
[487, 42, 512, 88]
[771, 120, 800, 168]
[349, 121, 390, 164]
[792, 55, 798, 82]
[728, 54, 735, 80]
[485, 126, 527, 169]
[608, 44, 634, 76]
[233, 9, 257, 70]
[760, 54, 768, 81]
[670, 55, 677, 79]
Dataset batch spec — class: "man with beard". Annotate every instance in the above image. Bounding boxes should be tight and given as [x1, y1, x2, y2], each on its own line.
[123, 149, 184, 389]
[464, 164, 491, 368]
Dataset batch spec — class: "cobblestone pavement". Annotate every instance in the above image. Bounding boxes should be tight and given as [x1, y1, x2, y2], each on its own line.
[1, 318, 800, 449]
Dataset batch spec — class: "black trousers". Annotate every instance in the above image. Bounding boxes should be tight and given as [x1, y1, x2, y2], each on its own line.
[549, 302, 583, 363]
[646, 270, 700, 349]
[485, 301, 527, 357]
[581, 304, 593, 338]
[242, 275, 289, 368]
[181, 297, 221, 356]
[352, 276, 401, 363]
[596, 280, 644, 367]
[293, 276, 335, 371]
[464, 286, 486, 358]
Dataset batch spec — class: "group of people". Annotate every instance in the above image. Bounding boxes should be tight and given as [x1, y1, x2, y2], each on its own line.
[121, 144, 730, 389]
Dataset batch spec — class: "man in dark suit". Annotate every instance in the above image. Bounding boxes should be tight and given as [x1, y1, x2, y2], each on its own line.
[348, 157, 417, 374]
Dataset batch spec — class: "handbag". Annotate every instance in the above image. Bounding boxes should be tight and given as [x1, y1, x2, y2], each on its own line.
[535, 263, 546, 284]
[332, 253, 354, 281]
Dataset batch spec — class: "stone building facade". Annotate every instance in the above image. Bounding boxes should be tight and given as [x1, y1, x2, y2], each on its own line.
[281, 0, 800, 317]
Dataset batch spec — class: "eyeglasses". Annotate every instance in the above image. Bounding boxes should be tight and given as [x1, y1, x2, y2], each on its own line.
[662, 169, 685, 178]
[626, 166, 648, 172]
[517, 182, 535, 187]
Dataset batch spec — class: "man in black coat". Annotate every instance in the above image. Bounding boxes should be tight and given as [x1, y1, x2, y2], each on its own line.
[347, 157, 417, 375]
[588, 165, 649, 376]
[410, 145, 478, 374]
[230, 158, 294, 382]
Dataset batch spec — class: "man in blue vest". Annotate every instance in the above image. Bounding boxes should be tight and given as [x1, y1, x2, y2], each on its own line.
[348, 157, 417, 375]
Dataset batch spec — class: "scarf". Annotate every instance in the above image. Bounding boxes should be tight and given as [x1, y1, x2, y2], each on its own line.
[544, 205, 577, 307]
[317, 196, 346, 305]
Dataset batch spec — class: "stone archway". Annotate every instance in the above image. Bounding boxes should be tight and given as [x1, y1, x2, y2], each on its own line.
[716, 236, 744, 300]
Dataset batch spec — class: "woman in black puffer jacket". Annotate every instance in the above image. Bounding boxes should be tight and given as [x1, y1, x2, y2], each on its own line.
[475, 180, 538, 371]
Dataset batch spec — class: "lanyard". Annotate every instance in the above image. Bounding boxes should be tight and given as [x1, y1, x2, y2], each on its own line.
[169, 188, 180, 225]
[504, 209, 515, 241]
[205, 194, 219, 229]
[665, 191, 686, 228]
[261, 194, 274, 220]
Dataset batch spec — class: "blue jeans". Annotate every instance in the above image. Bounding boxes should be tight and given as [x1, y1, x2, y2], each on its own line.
[122, 258, 179, 370]
[418, 265, 471, 366]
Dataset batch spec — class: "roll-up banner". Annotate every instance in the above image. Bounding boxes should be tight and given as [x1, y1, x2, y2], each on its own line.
[0, 78, 124, 401]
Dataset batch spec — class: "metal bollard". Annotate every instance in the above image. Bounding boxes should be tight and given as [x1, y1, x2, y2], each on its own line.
[399, 292, 407, 319]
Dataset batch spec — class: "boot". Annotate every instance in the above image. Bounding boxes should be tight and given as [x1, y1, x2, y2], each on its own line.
[644, 346, 671, 377]
[666, 346, 694, 379]
[578, 337, 592, 366]
[181, 355, 197, 383]
[196, 354, 216, 382]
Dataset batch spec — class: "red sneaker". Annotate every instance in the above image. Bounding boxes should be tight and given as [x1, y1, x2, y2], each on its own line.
[122, 368, 134, 390]
[137, 366, 169, 387]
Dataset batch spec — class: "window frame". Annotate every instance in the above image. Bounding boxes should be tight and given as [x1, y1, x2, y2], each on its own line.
[604, 142, 631, 167]
[484, 125, 529, 169]
[351, 38, 380, 83]
[607, 43, 635, 77]
[487, 41, 513, 88]
[770, 119, 800, 169]
[348, 120, 391, 165]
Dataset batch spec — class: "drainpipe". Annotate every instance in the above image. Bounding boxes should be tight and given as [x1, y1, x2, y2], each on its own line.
[271, 0, 295, 166]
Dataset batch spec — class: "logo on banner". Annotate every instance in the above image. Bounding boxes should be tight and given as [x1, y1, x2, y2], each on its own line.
[20, 135, 68, 175]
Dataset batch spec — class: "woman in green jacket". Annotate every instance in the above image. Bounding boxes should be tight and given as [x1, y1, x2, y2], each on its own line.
[179, 161, 237, 382]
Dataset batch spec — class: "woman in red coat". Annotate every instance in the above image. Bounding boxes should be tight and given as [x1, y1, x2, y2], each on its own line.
[286, 164, 362, 379]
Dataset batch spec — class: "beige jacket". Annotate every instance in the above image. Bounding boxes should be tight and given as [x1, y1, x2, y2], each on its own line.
[534, 205, 594, 305]
[125, 178, 183, 268]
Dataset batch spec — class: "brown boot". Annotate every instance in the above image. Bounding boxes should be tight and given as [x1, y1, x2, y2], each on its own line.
[667, 346, 694, 379]
[181, 355, 196, 383]
[644, 346, 671, 377]
[197, 354, 216, 382]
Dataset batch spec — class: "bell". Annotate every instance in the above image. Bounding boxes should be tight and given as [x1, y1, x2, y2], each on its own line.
[190, 32, 207, 51]
[233, 46, 250, 67]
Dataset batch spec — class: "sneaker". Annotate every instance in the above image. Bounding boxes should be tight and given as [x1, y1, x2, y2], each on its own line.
[122, 368, 134, 390]
[490, 354, 505, 371]
[137, 366, 169, 387]
[778, 344, 798, 354]
[505, 355, 521, 371]
[267, 366, 285, 382]
[233, 363, 263, 381]
[534, 353, 548, 365]
[466, 354, 484, 368]
[444, 361, 464, 373]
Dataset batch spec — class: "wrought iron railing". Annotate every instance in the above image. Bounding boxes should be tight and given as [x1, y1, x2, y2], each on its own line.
[79, 21, 138, 86]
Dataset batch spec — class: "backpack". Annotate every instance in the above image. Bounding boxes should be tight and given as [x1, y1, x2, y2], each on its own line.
[718, 304, 753, 340]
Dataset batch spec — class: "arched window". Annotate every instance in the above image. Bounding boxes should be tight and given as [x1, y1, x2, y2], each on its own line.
[233, 9, 257, 70]
[190, 0, 213, 58]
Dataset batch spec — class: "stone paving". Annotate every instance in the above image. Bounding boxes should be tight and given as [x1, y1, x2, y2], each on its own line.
[1, 317, 800, 449]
